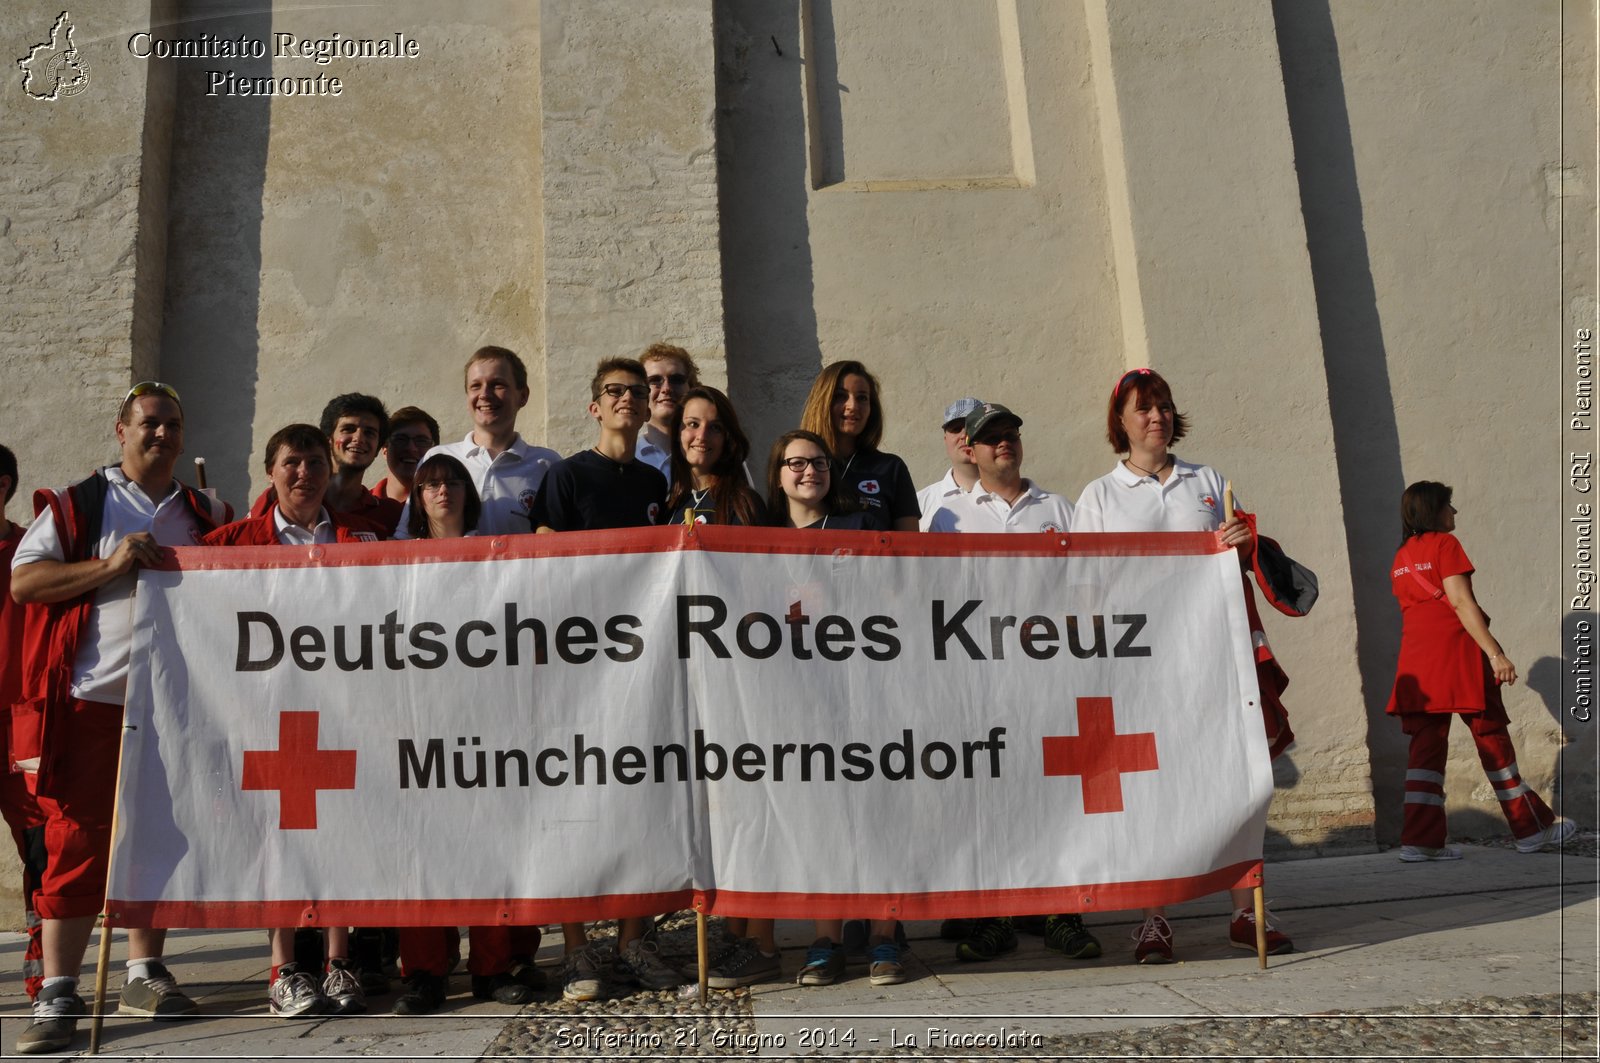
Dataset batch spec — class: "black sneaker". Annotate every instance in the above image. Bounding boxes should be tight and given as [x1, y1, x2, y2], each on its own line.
[471, 972, 534, 1005]
[1044, 914, 1102, 959]
[507, 958, 547, 992]
[393, 971, 447, 1015]
[955, 918, 1017, 962]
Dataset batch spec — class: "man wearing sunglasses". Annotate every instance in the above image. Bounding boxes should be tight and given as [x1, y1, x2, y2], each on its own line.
[9, 382, 232, 1054]
[531, 358, 667, 535]
[634, 342, 699, 481]
[530, 357, 672, 1001]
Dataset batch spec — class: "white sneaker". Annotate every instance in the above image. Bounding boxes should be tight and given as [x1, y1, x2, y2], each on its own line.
[323, 960, 367, 1014]
[269, 966, 329, 1018]
[1398, 844, 1463, 862]
[561, 945, 605, 1002]
[1516, 818, 1578, 854]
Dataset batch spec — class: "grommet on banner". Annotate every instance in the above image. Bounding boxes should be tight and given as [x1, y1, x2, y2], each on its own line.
[309, 546, 325, 562]
[490, 537, 508, 551]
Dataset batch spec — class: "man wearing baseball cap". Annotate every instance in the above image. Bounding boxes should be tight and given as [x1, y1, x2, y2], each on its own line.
[925, 403, 1075, 534]
[915, 397, 983, 531]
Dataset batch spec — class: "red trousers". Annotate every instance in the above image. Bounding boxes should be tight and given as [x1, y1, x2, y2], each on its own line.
[399, 925, 541, 978]
[1400, 693, 1554, 848]
[1, 762, 45, 997]
[32, 698, 121, 921]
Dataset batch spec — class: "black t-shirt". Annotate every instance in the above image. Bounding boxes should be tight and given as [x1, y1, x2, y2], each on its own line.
[664, 489, 767, 527]
[529, 449, 668, 531]
[835, 448, 919, 523]
[798, 509, 885, 532]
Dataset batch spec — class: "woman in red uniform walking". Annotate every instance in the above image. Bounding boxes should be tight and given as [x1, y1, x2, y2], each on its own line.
[1387, 481, 1573, 860]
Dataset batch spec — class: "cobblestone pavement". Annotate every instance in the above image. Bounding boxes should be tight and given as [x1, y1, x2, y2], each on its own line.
[485, 989, 1596, 1060]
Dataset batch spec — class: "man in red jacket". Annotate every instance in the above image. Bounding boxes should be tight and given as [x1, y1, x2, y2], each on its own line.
[10, 383, 230, 1055]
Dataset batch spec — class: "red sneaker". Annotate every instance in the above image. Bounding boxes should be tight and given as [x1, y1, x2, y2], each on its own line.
[1132, 915, 1173, 964]
[1229, 908, 1293, 954]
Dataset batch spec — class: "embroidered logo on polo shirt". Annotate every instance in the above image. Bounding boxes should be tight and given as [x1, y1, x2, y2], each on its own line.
[860, 480, 881, 495]
[519, 489, 537, 513]
[1201, 495, 1215, 508]
[647, 502, 662, 524]
[1039, 522, 1062, 533]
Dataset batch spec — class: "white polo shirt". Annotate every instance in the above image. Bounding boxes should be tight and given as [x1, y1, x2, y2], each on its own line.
[926, 478, 1074, 534]
[12, 468, 210, 705]
[1073, 457, 1232, 533]
[396, 433, 560, 538]
[273, 506, 339, 546]
[916, 469, 972, 532]
[635, 423, 672, 480]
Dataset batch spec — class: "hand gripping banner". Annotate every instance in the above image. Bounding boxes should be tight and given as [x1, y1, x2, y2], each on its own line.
[107, 526, 1271, 928]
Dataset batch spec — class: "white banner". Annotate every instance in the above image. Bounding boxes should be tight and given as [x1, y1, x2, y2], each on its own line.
[109, 527, 1270, 928]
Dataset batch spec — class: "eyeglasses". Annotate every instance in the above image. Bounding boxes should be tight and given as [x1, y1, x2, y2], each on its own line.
[647, 373, 688, 390]
[782, 456, 831, 473]
[124, 381, 181, 405]
[388, 433, 435, 450]
[972, 429, 1021, 447]
[416, 478, 466, 493]
[601, 383, 651, 401]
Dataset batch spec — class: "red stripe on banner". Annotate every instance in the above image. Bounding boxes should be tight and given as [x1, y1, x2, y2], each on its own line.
[154, 527, 1228, 572]
[105, 862, 1262, 929]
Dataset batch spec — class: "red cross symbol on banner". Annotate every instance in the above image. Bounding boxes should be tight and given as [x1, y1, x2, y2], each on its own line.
[241, 711, 357, 830]
[1041, 696, 1158, 814]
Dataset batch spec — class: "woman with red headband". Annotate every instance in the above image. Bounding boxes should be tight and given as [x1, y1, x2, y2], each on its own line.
[1075, 367, 1292, 964]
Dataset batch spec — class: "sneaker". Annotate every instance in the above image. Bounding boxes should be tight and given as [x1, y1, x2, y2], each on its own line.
[1044, 914, 1102, 959]
[393, 971, 447, 1015]
[617, 937, 683, 990]
[795, 938, 845, 986]
[118, 962, 199, 1018]
[1228, 908, 1293, 955]
[324, 958, 367, 1014]
[939, 918, 975, 941]
[1012, 914, 1049, 935]
[868, 941, 905, 986]
[955, 918, 1016, 962]
[269, 964, 330, 1018]
[471, 972, 534, 1005]
[1132, 915, 1173, 964]
[507, 958, 547, 992]
[707, 939, 782, 989]
[707, 931, 747, 969]
[1516, 818, 1578, 854]
[1398, 844, 1463, 862]
[561, 946, 605, 1002]
[15, 979, 86, 1055]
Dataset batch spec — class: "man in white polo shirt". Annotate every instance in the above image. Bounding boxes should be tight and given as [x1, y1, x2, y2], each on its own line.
[925, 401, 1098, 966]
[634, 342, 698, 481]
[925, 403, 1074, 534]
[397, 346, 560, 537]
[915, 397, 983, 531]
[10, 382, 231, 1054]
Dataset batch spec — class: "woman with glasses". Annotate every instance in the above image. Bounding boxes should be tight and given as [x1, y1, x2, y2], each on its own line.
[1074, 367, 1292, 964]
[664, 387, 765, 527]
[1386, 481, 1572, 860]
[798, 361, 919, 532]
[713, 431, 901, 991]
[392, 454, 545, 1014]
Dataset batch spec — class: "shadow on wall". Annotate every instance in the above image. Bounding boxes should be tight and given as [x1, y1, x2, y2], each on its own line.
[715, 0, 824, 463]
[1272, 1, 1408, 845]
[1527, 610, 1598, 818]
[157, 0, 271, 512]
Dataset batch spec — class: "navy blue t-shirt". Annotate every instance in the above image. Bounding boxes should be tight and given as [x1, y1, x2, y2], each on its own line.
[529, 449, 667, 531]
[834, 448, 919, 524]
